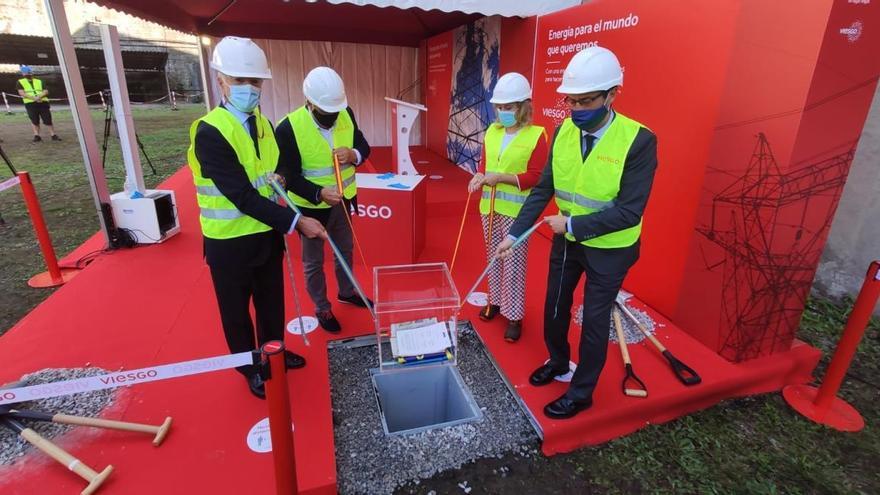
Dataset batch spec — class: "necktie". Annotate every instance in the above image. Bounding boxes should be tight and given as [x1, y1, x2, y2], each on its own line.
[246, 115, 260, 159]
[582, 133, 596, 161]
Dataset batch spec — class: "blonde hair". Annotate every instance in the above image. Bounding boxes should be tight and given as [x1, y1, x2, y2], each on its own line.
[494, 100, 533, 127]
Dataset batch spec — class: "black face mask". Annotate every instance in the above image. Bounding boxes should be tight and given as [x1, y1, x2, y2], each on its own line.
[312, 108, 339, 128]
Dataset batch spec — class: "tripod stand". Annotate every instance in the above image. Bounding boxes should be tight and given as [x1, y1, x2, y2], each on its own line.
[100, 90, 157, 176]
[0, 142, 17, 226]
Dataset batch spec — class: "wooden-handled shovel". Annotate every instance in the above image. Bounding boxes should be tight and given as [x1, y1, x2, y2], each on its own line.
[615, 301, 702, 386]
[612, 307, 648, 398]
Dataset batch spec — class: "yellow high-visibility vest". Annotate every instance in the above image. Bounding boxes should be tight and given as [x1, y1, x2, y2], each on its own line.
[281, 106, 356, 209]
[19, 78, 47, 103]
[479, 123, 545, 218]
[186, 107, 279, 239]
[553, 113, 645, 248]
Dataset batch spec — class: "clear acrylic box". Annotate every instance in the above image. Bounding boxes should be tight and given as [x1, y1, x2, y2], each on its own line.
[373, 263, 460, 371]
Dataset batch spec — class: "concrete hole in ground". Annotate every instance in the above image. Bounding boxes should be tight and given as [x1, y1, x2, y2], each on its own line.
[328, 321, 540, 495]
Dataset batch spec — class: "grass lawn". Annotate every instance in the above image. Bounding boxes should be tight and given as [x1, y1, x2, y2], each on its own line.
[0, 104, 203, 332]
[1, 104, 877, 494]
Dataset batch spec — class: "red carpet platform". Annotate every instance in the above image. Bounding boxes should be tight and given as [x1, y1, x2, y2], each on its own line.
[0, 147, 819, 494]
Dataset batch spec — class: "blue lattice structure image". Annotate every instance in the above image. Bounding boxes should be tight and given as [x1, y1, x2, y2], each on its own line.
[447, 20, 499, 172]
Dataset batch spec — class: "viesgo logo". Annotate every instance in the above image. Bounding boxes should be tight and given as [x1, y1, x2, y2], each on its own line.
[596, 155, 621, 165]
[840, 20, 863, 43]
[353, 203, 392, 219]
[99, 369, 158, 385]
[0, 390, 15, 401]
[847, 0, 869, 4]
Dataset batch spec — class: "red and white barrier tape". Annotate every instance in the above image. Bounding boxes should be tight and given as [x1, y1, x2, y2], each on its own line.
[0, 176, 21, 193]
[0, 351, 255, 406]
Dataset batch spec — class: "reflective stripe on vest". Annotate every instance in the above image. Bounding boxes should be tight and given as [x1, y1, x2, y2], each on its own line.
[479, 123, 545, 217]
[553, 114, 644, 249]
[196, 175, 269, 197]
[186, 107, 279, 240]
[284, 106, 356, 209]
[19, 78, 45, 104]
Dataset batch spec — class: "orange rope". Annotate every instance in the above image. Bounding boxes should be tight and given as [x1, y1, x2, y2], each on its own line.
[449, 190, 473, 274]
[482, 186, 496, 314]
[334, 153, 370, 270]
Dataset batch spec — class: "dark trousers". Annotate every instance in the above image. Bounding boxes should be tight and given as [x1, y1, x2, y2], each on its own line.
[208, 250, 284, 377]
[300, 203, 355, 312]
[544, 234, 633, 402]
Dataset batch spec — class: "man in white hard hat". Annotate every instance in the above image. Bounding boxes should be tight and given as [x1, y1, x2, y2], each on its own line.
[187, 36, 325, 399]
[496, 46, 658, 419]
[275, 66, 372, 333]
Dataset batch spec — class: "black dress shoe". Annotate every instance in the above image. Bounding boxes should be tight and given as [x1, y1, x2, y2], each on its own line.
[317, 310, 342, 333]
[247, 374, 266, 399]
[529, 364, 569, 386]
[478, 304, 500, 321]
[284, 350, 306, 369]
[544, 395, 592, 419]
[337, 293, 373, 309]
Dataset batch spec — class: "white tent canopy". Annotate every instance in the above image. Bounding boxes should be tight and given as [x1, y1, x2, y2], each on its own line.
[327, 0, 582, 17]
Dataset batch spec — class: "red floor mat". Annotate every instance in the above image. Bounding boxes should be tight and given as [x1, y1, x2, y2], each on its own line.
[0, 147, 819, 494]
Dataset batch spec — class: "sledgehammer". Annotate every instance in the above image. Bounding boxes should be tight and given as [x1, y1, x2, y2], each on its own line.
[0, 415, 113, 495]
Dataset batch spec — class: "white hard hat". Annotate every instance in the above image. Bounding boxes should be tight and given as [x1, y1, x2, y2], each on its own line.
[303, 67, 347, 113]
[490, 72, 531, 104]
[210, 36, 272, 79]
[556, 46, 622, 94]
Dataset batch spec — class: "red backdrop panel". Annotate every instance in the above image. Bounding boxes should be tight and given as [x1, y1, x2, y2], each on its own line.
[533, 0, 741, 317]
[500, 16, 537, 81]
[676, 0, 880, 360]
[425, 31, 454, 156]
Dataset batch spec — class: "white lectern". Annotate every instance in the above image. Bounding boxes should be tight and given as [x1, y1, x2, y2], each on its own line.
[384, 97, 427, 175]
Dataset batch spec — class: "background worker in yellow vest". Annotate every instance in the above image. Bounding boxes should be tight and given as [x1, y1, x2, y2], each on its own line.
[275, 67, 372, 333]
[187, 37, 324, 399]
[497, 46, 659, 419]
[17, 66, 60, 143]
[467, 72, 547, 342]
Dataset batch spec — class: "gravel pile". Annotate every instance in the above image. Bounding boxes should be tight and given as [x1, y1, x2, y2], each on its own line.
[329, 322, 539, 495]
[573, 303, 659, 343]
[1, 367, 117, 465]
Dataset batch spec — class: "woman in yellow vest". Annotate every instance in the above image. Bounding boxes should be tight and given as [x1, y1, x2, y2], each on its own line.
[467, 72, 547, 342]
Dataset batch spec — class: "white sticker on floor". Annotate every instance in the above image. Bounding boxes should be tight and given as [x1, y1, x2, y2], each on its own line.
[466, 292, 488, 307]
[247, 417, 295, 453]
[286, 316, 318, 335]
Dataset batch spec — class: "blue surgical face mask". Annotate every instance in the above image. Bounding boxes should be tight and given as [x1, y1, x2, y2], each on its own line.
[227, 84, 261, 113]
[571, 99, 609, 131]
[498, 110, 517, 128]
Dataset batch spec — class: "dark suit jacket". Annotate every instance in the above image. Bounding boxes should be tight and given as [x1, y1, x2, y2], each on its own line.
[509, 120, 658, 275]
[193, 107, 296, 268]
[274, 106, 371, 225]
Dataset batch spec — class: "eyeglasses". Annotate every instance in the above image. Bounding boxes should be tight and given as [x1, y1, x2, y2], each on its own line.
[564, 92, 607, 107]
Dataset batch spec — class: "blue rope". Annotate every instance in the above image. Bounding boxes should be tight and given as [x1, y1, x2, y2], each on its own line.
[461, 221, 544, 307]
[269, 177, 376, 319]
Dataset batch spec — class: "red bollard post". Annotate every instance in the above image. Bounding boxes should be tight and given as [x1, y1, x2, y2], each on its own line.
[260, 341, 298, 494]
[17, 172, 78, 288]
[783, 260, 880, 431]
